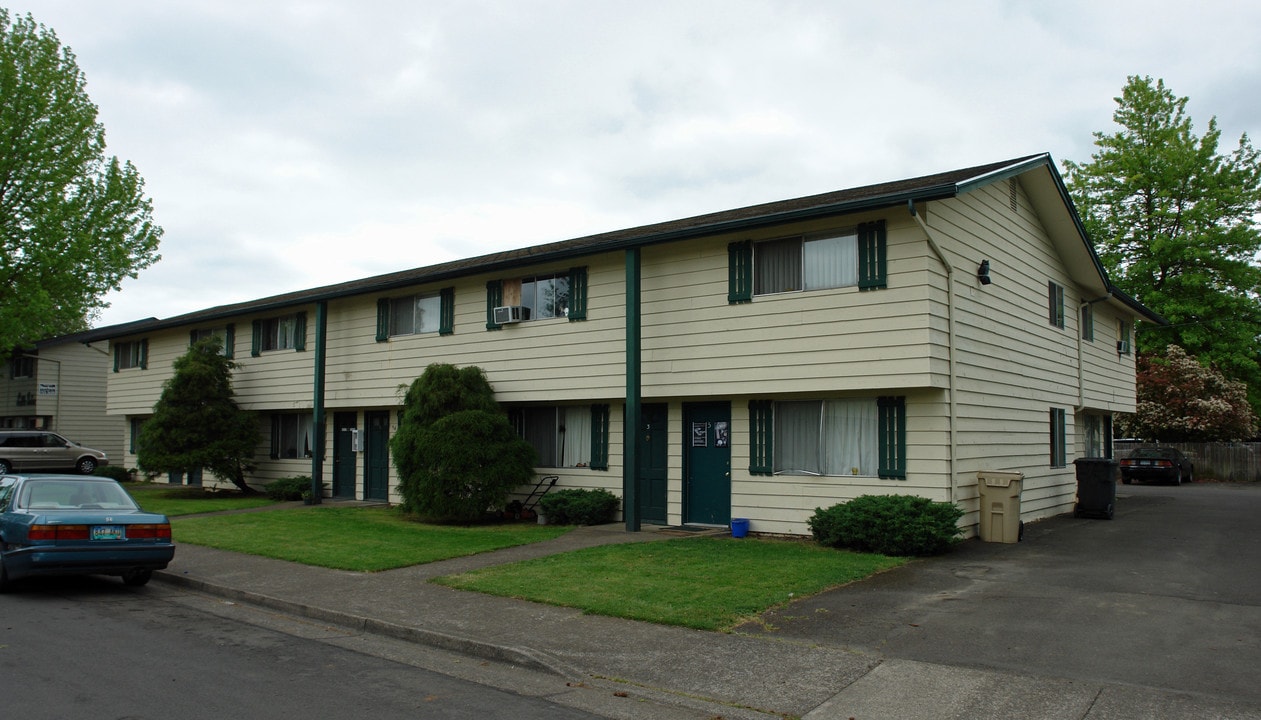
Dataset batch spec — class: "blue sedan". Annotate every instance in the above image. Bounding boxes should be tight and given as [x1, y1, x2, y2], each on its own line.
[0, 474, 175, 590]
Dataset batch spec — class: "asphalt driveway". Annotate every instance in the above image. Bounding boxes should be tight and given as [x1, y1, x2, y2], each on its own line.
[736, 481, 1261, 707]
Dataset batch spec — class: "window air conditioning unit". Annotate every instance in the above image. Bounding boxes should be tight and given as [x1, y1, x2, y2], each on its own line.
[493, 305, 530, 324]
[1117, 340, 1131, 355]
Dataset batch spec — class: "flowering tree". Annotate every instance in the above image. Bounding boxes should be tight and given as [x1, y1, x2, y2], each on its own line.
[1117, 345, 1258, 441]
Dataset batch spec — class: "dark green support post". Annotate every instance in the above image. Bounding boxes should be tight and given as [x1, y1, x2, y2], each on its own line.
[624, 248, 642, 531]
[311, 300, 328, 505]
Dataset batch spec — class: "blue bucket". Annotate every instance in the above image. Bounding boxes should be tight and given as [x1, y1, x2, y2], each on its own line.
[731, 518, 750, 538]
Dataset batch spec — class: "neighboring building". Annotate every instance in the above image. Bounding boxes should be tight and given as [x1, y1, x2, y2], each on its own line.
[98, 154, 1162, 535]
[2, 321, 154, 462]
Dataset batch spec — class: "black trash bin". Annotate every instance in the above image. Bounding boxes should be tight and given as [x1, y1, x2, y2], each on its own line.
[1073, 458, 1118, 520]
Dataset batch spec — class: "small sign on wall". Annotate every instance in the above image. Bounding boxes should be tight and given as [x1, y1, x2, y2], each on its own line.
[692, 422, 708, 447]
[38, 383, 57, 396]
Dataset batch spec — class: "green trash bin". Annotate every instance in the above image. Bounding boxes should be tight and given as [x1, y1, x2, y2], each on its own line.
[1073, 458, 1118, 520]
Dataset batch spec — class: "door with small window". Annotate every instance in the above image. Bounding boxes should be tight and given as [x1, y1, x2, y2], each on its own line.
[683, 403, 731, 526]
[333, 412, 358, 499]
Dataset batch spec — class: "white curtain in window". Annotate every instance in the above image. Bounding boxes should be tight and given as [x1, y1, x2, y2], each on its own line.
[298, 414, 314, 458]
[803, 233, 858, 290]
[561, 406, 591, 467]
[820, 399, 877, 475]
[415, 295, 441, 333]
[774, 401, 822, 475]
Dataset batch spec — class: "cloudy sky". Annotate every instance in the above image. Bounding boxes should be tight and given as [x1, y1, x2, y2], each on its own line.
[11, 0, 1260, 327]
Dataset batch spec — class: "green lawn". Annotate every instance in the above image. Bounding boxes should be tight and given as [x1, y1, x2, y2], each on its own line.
[172, 506, 572, 571]
[433, 537, 906, 631]
[126, 483, 279, 516]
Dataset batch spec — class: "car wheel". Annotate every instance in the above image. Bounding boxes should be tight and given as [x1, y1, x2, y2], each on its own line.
[122, 569, 153, 587]
[0, 459, 10, 474]
[1121, 475, 1132, 485]
[1172, 471, 1182, 486]
[76, 457, 98, 475]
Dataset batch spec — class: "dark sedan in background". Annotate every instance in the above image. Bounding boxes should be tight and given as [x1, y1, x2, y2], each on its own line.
[0, 474, 175, 590]
[1120, 447, 1195, 485]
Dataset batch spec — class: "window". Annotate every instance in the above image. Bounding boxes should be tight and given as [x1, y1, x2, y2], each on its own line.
[487, 268, 588, 329]
[749, 397, 905, 479]
[511, 405, 609, 469]
[113, 340, 148, 372]
[1080, 413, 1112, 458]
[129, 417, 147, 454]
[10, 356, 35, 378]
[1050, 407, 1067, 468]
[271, 414, 314, 459]
[191, 325, 235, 357]
[251, 313, 306, 356]
[1080, 304, 1094, 341]
[1117, 320, 1132, 355]
[732, 221, 885, 302]
[1048, 282, 1065, 328]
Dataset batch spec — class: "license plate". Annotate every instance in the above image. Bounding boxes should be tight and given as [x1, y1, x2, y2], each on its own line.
[92, 525, 124, 541]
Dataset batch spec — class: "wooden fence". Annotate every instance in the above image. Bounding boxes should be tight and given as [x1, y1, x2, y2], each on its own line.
[1114, 441, 1261, 483]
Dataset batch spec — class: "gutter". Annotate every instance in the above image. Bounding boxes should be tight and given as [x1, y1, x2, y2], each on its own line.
[908, 200, 957, 505]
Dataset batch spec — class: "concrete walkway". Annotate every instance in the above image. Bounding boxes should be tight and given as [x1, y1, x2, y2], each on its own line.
[155, 483, 1261, 719]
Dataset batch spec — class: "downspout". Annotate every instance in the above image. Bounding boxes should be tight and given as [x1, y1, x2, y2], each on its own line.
[909, 200, 957, 505]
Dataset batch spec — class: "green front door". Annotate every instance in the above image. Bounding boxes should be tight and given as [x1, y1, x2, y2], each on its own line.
[684, 402, 731, 526]
[364, 411, 390, 501]
[639, 404, 669, 525]
[332, 412, 357, 498]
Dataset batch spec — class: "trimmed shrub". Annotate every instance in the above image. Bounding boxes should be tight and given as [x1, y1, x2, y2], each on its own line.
[808, 494, 964, 556]
[94, 465, 133, 483]
[538, 488, 620, 526]
[265, 476, 312, 501]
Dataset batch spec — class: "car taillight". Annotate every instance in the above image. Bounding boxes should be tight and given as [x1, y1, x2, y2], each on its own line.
[126, 524, 172, 540]
[1120, 459, 1134, 466]
[1156, 460, 1173, 467]
[28, 524, 90, 540]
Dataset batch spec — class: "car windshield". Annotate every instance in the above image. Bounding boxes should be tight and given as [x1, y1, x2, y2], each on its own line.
[17, 480, 139, 511]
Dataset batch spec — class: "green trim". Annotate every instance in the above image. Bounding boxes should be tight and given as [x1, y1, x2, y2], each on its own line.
[294, 312, 307, 351]
[568, 267, 588, 321]
[858, 220, 887, 290]
[728, 240, 753, 303]
[251, 320, 262, 357]
[748, 399, 773, 475]
[439, 287, 455, 335]
[877, 396, 906, 479]
[486, 280, 503, 330]
[224, 324, 235, 359]
[375, 298, 390, 342]
[589, 403, 610, 470]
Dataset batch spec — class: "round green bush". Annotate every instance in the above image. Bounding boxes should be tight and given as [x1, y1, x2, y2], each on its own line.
[93, 465, 133, 483]
[538, 488, 620, 526]
[265, 476, 311, 500]
[808, 494, 964, 556]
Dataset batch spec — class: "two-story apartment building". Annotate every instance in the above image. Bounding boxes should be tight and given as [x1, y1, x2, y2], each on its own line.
[100, 154, 1161, 535]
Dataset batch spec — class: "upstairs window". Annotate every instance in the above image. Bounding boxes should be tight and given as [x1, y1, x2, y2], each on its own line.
[1048, 282, 1065, 329]
[251, 313, 306, 356]
[1117, 320, 1132, 355]
[522, 274, 570, 320]
[113, 340, 148, 372]
[732, 220, 886, 303]
[10, 356, 36, 378]
[1080, 304, 1094, 341]
[486, 268, 588, 329]
[191, 325, 235, 358]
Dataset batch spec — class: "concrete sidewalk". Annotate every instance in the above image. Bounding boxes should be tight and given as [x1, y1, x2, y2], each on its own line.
[154, 487, 1261, 720]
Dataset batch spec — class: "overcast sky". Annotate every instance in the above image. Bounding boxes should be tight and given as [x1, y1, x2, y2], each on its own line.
[11, 0, 1261, 328]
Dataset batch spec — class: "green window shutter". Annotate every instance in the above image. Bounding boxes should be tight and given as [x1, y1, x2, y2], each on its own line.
[139, 339, 149, 370]
[568, 267, 588, 321]
[748, 399, 774, 475]
[858, 220, 887, 290]
[486, 280, 503, 330]
[251, 320, 262, 357]
[269, 415, 280, 459]
[189, 330, 197, 347]
[376, 298, 391, 342]
[294, 312, 307, 351]
[112, 344, 121, 373]
[440, 287, 455, 335]
[728, 240, 753, 303]
[877, 396, 906, 479]
[1050, 408, 1067, 467]
[589, 403, 610, 470]
[224, 324, 235, 359]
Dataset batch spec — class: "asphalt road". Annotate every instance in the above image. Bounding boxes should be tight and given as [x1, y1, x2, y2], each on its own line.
[0, 576, 611, 720]
[737, 481, 1261, 707]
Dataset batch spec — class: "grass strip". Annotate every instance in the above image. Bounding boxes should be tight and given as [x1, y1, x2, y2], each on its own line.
[126, 483, 279, 516]
[433, 536, 905, 631]
[171, 506, 572, 571]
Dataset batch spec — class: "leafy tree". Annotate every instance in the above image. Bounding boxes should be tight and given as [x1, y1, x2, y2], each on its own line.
[136, 338, 260, 493]
[391, 364, 535, 522]
[0, 10, 162, 349]
[1116, 345, 1257, 442]
[1063, 76, 1261, 411]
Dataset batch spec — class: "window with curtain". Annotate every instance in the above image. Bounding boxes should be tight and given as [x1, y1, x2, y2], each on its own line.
[390, 294, 442, 336]
[1048, 281, 1065, 328]
[773, 399, 879, 476]
[514, 405, 597, 468]
[755, 231, 859, 295]
[271, 413, 314, 459]
[191, 325, 234, 357]
[521, 274, 571, 320]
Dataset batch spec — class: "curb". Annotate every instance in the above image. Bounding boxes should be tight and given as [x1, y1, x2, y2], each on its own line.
[153, 569, 584, 680]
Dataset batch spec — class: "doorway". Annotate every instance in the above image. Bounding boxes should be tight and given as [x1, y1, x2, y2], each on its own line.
[683, 402, 731, 526]
[364, 411, 390, 501]
[332, 412, 358, 499]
